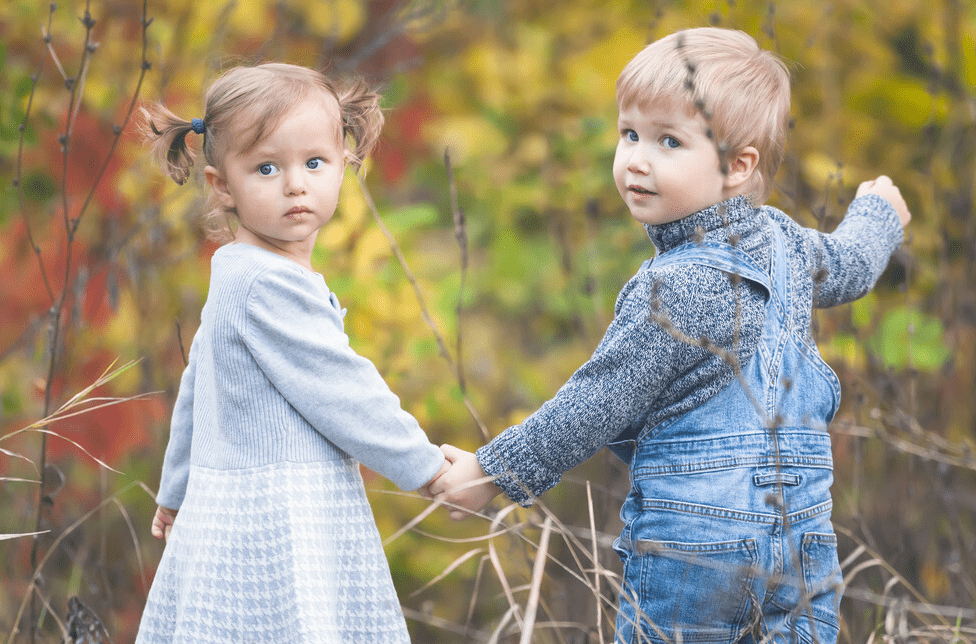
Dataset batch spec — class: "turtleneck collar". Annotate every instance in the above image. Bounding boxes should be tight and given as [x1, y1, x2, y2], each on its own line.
[644, 195, 762, 253]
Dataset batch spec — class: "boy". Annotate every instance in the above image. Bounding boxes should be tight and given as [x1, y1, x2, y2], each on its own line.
[429, 27, 909, 644]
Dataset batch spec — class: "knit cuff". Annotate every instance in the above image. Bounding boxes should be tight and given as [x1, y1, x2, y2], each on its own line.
[476, 426, 561, 507]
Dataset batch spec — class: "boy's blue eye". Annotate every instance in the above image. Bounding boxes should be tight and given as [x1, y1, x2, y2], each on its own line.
[306, 158, 322, 170]
[258, 163, 278, 176]
[662, 136, 680, 149]
[624, 129, 639, 142]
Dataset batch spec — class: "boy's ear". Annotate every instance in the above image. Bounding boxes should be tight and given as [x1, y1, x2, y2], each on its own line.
[723, 146, 760, 191]
[205, 165, 235, 209]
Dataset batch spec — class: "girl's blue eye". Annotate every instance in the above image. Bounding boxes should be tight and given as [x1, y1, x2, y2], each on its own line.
[258, 163, 278, 176]
[624, 129, 639, 143]
[662, 136, 680, 149]
[306, 158, 322, 170]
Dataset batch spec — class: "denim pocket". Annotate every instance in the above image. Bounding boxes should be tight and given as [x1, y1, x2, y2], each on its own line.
[619, 538, 758, 643]
[796, 532, 842, 644]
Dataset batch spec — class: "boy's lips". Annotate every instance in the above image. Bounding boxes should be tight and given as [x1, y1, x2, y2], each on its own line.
[628, 185, 656, 196]
[285, 206, 311, 216]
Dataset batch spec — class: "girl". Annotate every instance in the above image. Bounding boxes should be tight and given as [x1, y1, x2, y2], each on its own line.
[136, 63, 447, 644]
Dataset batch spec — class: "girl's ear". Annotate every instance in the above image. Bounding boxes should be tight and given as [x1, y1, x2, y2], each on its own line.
[723, 146, 760, 192]
[205, 165, 235, 209]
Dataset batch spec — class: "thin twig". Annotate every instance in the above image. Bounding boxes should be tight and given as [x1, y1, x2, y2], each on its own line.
[520, 515, 553, 644]
[356, 172, 491, 440]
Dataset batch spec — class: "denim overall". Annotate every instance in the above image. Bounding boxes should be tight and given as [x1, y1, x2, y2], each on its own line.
[611, 223, 844, 644]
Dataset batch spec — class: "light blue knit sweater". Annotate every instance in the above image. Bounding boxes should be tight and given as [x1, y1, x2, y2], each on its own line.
[156, 242, 444, 509]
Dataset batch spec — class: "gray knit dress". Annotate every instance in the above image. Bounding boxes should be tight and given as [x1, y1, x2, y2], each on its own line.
[136, 243, 444, 644]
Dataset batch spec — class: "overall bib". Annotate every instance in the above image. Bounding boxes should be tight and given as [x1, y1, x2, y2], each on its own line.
[611, 222, 844, 644]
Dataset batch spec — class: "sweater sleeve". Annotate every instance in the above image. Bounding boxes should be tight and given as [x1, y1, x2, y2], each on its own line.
[244, 267, 444, 491]
[792, 194, 904, 308]
[476, 264, 754, 506]
[155, 339, 198, 510]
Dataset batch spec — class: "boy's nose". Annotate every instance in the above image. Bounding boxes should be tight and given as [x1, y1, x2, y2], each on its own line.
[627, 152, 651, 174]
[627, 150, 651, 174]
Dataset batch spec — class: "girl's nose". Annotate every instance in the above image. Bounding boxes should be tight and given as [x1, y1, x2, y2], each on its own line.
[284, 171, 307, 196]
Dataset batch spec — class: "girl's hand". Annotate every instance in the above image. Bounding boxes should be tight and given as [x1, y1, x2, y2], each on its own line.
[418, 458, 451, 499]
[856, 175, 911, 228]
[427, 444, 501, 520]
[151, 505, 178, 542]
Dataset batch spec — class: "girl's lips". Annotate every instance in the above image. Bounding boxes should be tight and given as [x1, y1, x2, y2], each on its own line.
[286, 207, 311, 215]
[629, 185, 656, 195]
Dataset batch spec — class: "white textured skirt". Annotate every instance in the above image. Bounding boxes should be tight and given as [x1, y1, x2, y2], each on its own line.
[136, 459, 411, 643]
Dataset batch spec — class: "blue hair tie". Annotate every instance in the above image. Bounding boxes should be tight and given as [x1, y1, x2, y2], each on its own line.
[190, 118, 205, 134]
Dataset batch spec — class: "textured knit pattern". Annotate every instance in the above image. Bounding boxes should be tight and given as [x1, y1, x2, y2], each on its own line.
[137, 243, 444, 643]
[477, 194, 903, 505]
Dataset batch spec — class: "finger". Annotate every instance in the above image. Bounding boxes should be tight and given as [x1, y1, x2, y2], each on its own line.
[449, 510, 468, 521]
[439, 443, 466, 462]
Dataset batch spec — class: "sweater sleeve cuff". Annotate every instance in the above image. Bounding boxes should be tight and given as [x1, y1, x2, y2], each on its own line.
[475, 426, 561, 507]
[849, 193, 904, 250]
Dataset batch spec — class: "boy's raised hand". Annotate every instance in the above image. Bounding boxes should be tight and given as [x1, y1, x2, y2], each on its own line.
[856, 175, 911, 228]
[427, 444, 500, 520]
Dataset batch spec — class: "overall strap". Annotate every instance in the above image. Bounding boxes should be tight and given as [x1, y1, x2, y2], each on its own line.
[649, 238, 772, 297]
[766, 220, 791, 319]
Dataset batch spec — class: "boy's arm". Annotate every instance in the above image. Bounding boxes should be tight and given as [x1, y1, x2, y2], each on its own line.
[796, 177, 908, 309]
[471, 265, 759, 506]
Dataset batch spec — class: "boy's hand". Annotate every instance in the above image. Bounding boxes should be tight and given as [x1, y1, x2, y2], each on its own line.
[857, 175, 911, 228]
[151, 505, 178, 542]
[427, 444, 500, 520]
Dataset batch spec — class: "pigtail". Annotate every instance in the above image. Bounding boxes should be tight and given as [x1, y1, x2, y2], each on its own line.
[335, 79, 384, 171]
[138, 103, 204, 185]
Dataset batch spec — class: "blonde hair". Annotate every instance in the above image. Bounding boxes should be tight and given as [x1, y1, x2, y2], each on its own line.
[140, 63, 384, 242]
[616, 28, 791, 203]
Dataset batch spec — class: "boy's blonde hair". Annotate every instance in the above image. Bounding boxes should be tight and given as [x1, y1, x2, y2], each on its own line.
[141, 63, 384, 242]
[617, 28, 790, 204]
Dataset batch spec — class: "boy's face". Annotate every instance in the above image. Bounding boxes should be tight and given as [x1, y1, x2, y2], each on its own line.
[613, 99, 731, 226]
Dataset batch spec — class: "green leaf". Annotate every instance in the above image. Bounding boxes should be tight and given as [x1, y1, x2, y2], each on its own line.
[867, 306, 951, 371]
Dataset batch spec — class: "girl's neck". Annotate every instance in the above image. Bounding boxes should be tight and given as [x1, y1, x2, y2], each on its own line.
[232, 227, 317, 272]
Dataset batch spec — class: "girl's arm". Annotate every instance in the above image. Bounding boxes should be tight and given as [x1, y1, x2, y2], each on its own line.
[245, 268, 444, 492]
[154, 337, 198, 511]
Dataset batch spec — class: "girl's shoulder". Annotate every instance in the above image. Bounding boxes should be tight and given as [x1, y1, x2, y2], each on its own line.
[209, 244, 330, 309]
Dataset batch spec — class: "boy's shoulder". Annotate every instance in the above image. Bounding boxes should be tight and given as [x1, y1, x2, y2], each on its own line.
[614, 247, 758, 319]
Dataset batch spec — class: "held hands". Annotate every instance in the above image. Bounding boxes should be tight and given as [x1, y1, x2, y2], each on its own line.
[151, 505, 178, 542]
[856, 175, 911, 228]
[423, 444, 501, 520]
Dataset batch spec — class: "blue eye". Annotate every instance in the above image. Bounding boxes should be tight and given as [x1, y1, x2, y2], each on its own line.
[306, 158, 323, 170]
[623, 129, 639, 142]
[258, 163, 278, 176]
[662, 136, 680, 149]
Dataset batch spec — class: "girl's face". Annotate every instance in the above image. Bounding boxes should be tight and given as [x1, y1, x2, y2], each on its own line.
[206, 93, 346, 266]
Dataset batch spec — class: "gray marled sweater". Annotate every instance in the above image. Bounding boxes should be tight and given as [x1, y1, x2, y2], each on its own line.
[476, 194, 903, 506]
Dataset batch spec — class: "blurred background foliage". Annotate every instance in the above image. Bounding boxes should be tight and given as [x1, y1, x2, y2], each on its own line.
[1, 0, 975, 642]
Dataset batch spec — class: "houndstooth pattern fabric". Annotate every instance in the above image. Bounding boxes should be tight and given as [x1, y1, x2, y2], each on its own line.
[136, 459, 411, 644]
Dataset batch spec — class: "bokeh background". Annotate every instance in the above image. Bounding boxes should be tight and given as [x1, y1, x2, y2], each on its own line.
[1, 0, 974, 642]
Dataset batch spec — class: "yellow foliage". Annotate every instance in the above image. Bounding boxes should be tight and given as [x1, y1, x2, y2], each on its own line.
[422, 114, 508, 165]
[564, 26, 647, 110]
[351, 226, 392, 279]
[301, 0, 365, 41]
[801, 152, 843, 188]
